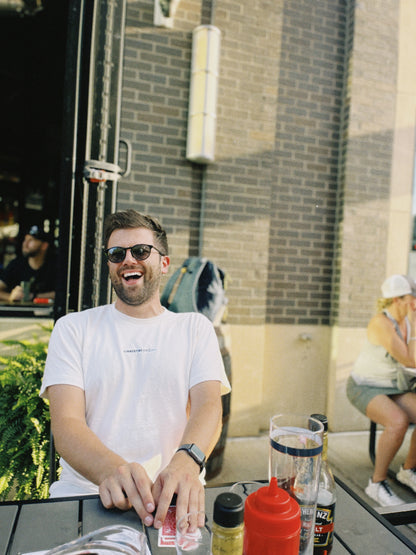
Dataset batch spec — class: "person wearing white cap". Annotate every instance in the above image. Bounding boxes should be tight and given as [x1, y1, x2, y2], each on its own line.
[347, 274, 416, 507]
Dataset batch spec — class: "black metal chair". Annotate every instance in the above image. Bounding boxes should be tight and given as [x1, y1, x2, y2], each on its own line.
[369, 420, 377, 465]
[49, 430, 57, 486]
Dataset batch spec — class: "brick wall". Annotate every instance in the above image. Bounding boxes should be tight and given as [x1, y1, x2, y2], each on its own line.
[266, 0, 346, 325]
[120, 0, 282, 325]
[333, 0, 399, 327]
[118, 0, 398, 328]
[120, 0, 202, 268]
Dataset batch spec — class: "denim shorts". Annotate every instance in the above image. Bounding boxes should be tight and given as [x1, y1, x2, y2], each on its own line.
[346, 375, 403, 416]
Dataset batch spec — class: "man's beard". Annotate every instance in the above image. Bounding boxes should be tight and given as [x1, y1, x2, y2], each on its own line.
[23, 246, 42, 258]
[110, 265, 161, 306]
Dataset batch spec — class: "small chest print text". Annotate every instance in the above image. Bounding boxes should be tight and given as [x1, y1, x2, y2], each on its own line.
[123, 347, 157, 353]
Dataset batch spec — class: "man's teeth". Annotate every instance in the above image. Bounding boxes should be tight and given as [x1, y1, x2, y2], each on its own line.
[124, 271, 143, 280]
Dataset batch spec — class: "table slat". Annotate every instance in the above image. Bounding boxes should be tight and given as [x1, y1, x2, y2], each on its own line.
[0, 505, 18, 555]
[335, 483, 415, 553]
[81, 497, 144, 534]
[8, 500, 79, 555]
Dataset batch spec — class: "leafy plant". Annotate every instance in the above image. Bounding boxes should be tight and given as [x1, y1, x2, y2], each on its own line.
[0, 328, 56, 500]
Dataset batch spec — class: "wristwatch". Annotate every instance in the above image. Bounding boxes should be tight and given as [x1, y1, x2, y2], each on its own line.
[176, 443, 206, 472]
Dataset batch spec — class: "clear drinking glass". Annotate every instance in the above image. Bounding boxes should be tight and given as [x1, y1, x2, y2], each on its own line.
[175, 511, 211, 554]
[269, 413, 324, 555]
[45, 524, 147, 555]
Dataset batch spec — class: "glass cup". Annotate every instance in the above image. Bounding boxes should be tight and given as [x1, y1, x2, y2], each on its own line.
[45, 524, 147, 554]
[175, 511, 211, 554]
[20, 280, 31, 301]
[269, 413, 324, 555]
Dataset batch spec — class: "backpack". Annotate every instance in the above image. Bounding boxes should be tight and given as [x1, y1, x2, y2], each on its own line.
[160, 257, 227, 323]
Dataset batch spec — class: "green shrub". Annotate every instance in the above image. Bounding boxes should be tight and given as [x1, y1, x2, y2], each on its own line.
[0, 329, 56, 500]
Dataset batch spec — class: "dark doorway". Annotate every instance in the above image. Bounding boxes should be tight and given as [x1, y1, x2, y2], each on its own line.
[0, 0, 69, 266]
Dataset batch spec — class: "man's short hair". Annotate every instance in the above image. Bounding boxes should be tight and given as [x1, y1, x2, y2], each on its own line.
[103, 209, 168, 255]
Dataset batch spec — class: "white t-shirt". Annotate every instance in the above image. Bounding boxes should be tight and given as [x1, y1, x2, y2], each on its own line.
[40, 305, 231, 496]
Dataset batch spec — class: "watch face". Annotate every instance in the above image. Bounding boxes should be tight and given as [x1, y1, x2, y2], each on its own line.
[178, 444, 206, 469]
[190, 444, 205, 464]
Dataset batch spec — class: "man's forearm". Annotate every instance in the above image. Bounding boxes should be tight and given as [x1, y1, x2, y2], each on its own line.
[0, 289, 11, 302]
[35, 290, 55, 299]
[52, 418, 126, 485]
[179, 382, 223, 459]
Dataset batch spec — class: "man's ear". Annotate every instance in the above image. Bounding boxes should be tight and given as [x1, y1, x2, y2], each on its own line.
[161, 255, 170, 274]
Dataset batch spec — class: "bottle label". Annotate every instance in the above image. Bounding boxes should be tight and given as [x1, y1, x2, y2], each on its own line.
[211, 523, 244, 554]
[314, 502, 335, 547]
[299, 503, 315, 553]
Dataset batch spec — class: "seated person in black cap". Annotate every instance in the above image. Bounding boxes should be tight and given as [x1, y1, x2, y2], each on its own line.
[0, 225, 56, 303]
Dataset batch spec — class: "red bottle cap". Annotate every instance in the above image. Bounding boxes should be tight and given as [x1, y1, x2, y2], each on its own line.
[244, 477, 300, 537]
[33, 297, 52, 304]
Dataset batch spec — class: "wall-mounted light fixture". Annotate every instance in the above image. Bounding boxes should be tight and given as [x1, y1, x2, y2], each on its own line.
[186, 25, 221, 164]
[154, 0, 181, 28]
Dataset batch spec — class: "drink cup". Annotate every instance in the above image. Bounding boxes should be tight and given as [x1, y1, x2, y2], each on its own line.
[45, 524, 147, 554]
[269, 413, 324, 555]
[20, 280, 31, 301]
[175, 511, 211, 554]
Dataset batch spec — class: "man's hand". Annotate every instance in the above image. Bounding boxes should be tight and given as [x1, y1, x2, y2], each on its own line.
[99, 462, 157, 526]
[151, 450, 205, 529]
[9, 285, 24, 302]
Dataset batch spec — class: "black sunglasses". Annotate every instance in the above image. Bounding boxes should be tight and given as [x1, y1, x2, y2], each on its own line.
[104, 243, 165, 263]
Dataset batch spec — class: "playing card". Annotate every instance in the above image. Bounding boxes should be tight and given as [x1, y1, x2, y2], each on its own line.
[158, 505, 177, 547]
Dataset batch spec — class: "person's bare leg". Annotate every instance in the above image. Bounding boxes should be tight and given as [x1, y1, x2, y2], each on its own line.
[392, 392, 416, 469]
[366, 394, 408, 482]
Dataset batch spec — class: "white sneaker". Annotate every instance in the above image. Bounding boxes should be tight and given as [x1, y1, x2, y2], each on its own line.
[365, 479, 404, 507]
[396, 466, 416, 493]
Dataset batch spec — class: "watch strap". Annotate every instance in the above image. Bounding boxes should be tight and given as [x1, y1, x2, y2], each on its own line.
[176, 443, 206, 472]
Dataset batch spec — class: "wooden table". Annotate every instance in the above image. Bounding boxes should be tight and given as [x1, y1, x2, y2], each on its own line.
[1, 478, 415, 554]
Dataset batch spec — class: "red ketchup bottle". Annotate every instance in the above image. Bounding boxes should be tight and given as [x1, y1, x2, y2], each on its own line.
[243, 477, 301, 555]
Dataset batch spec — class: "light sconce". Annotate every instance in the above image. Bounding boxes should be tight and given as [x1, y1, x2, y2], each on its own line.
[186, 25, 221, 164]
[153, 0, 180, 28]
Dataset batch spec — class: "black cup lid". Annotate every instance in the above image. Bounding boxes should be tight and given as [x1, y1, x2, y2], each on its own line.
[310, 413, 328, 431]
[213, 492, 244, 527]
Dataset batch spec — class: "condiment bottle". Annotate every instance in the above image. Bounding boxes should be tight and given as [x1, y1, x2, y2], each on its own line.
[243, 477, 300, 554]
[211, 491, 244, 555]
[311, 414, 336, 555]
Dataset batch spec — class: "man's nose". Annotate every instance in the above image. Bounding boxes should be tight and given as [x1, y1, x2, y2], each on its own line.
[123, 248, 137, 263]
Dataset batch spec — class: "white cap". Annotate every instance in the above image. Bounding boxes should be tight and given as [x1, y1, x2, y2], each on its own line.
[381, 274, 412, 298]
[403, 275, 416, 297]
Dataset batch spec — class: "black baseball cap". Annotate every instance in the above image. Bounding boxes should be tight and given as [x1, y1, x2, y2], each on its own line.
[27, 225, 52, 243]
